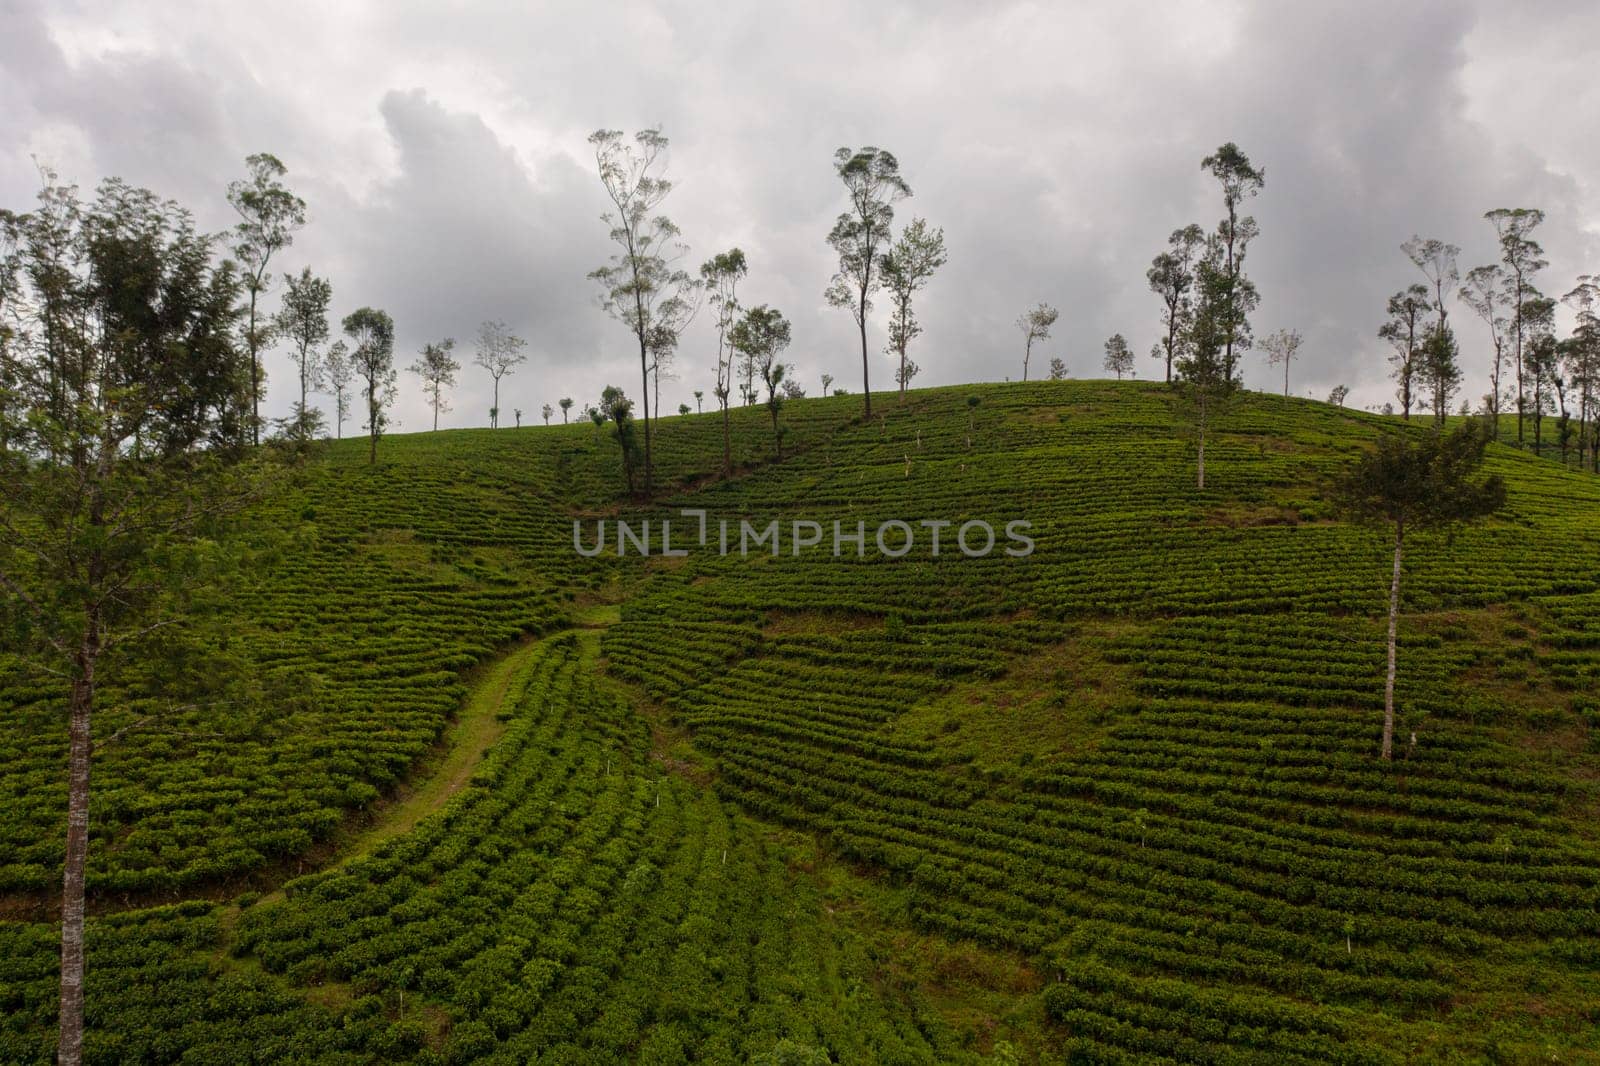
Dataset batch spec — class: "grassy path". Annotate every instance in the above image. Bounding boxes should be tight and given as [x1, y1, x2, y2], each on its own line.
[254, 616, 618, 904]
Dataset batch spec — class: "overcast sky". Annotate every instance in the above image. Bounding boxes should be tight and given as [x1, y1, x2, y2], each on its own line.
[3, 0, 1598, 429]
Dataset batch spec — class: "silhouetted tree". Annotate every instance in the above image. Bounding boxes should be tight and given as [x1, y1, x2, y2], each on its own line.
[826, 146, 910, 417]
[1147, 224, 1205, 382]
[227, 153, 306, 445]
[1485, 208, 1546, 445]
[590, 127, 699, 494]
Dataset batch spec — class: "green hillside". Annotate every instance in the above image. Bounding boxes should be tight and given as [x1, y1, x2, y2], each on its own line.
[4, 380, 1600, 1063]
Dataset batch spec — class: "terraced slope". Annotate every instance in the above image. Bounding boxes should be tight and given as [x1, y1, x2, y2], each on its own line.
[3, 381, 1599, 1062]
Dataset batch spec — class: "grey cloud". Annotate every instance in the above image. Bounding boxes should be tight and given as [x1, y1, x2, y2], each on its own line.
[2, 0, 1596, 426]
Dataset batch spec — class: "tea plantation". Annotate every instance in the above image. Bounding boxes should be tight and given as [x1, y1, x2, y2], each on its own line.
[4, 381, 1600, 1062]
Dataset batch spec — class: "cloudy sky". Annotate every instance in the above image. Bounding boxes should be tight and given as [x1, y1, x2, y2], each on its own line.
[3, 0, 1598, 429]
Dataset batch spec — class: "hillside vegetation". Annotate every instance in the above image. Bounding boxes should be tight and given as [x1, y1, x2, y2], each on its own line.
[4, 380, 1600, 1063]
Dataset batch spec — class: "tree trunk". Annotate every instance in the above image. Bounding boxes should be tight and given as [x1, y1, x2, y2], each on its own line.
[1382, 522, 1404, 761]
[1023, 336, 1031, 382]
[859, 305, 872, 418]
[57, 646, 95, 1066]
[721, 399, 732, 476]
[1196, 394, 1207, 489]
[638, 335, 653, 495]
[1283, 359, 1289, 398]
[248, 283, 260, 447]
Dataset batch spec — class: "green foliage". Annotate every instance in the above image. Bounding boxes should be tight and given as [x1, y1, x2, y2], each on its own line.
[4, 381, 1600, 1062]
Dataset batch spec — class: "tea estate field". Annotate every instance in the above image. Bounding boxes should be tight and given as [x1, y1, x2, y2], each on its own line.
[3, 380, 1600, 1063]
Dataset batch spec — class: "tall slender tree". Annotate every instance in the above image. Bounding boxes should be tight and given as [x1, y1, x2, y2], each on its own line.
[1147, 224, 1205, 382]
[1335, 422, 1505, 759]
[1016, 303, 1058, 382]
[1485, 208, 1547, 446]
[1523, 295, 1557, 454]
[473, 321, 526, 429]
[273, 267, 331, 441]
[323, 341, 351, 440]
[880, 218, 947, 401]
[1259, 328, 1303, 397]
[408, 339, 459, 431]
[826, 146, 910, 417]
[1199, 144, 1264, 378]
[1176, 252, 1242, 489]
[1380, 285, 1430, 420]
[1, 172, 257, 1066]
[343, 308, 395, 464]
[226, 153, 306, 446]
[1460, 265, 1509, 435]
[700, 248, 748, 475]
[559, 396, 574, 424]
[589, 127, 698, 496]
[1562, 276, 1600, 470]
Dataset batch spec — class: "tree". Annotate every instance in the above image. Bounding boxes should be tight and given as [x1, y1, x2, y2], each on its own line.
[1103, 334, 1134, 380]
[678, 403, 690, 416]
[1259, 328, 1302, 397]
[1417, 325, 1462, 425]
[408, 339, 458, 431]
[1048, 357, 1067, 381]
[1328, 384, 1350, 407]
[821, 373, 834, 396]
[1562, 276, 1600, 471]
[1401, 236, 1460, 338]
[473, 320, 526, 429]
[589, 127, 699, 496]
[514, 408, 523, 428]
[1016, 303, 1058, 382]
[1147, 224, 1205, 382]
[273, 267, 330, 441]
[1334, 422, 1505, 759]
[826, 146, 911, 417]
[1523, 296, 1558, 455]
[1175, 280, 1240, 489]
[1485, 208, 1547, 446]
[559, 397, 574, 424]
[730, 305, 792, 458]
[895, 358, 920, 392]
[542, 403, 553, 426]
[692, 390, 703, 414]
[343, 308, 395, 464]
[1199, 143, 1265, 379]
[1379, 285, 1431, 421]
[880, 217, 947, 401]
[227, 153, 306, 446]
[323, 341, 352, 440]
[700, 248, 748, 476]
[599, 385, 640, 496]
[0, 171, 256, 1066]
[1460, 266, 1509, 435]
[587, 404, 605, 444]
